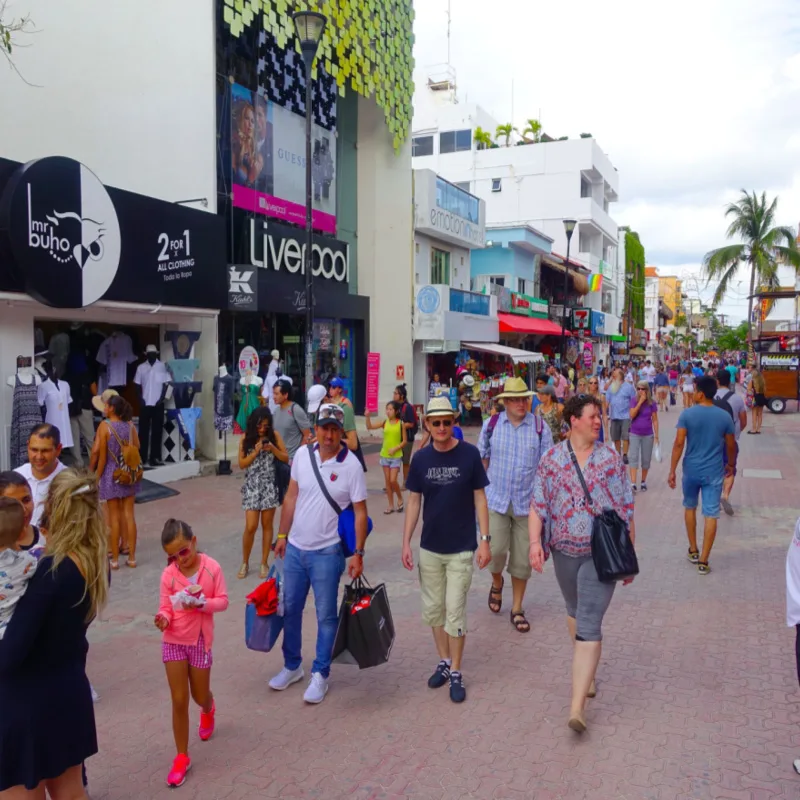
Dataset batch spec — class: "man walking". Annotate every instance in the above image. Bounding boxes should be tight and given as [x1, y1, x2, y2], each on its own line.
[272, 378, 312, 460]
[14, 424, 66, 526]
[605, 367, 637, 464]
[271, 405, 368, 703]
[478, 377, 554, 633]
[714, 369, 747, 516]
[402, 397, 491, 703]
[668, 376, 736, 575]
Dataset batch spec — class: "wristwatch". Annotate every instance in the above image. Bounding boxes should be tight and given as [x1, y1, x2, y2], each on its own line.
[353, 548, 365, 557]
[480, 535, 492, 543]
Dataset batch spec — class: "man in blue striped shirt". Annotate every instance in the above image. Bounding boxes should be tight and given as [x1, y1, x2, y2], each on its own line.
[478, 377, 554, 633]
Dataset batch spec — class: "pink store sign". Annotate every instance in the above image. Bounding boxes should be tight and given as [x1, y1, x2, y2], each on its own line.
[366, 352, 381, 414]
[232, 185, 336, 235]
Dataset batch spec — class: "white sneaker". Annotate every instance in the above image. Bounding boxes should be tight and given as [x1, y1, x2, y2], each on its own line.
[90, 683, 100, 703]
[269, 666, 305, 691]
[303, 672, 329, 704]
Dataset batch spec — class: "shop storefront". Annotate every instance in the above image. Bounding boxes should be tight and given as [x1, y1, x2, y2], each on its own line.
[493, 284, 564, 365]
[222, 212, 369, 409]
[0, 156, 226, 478]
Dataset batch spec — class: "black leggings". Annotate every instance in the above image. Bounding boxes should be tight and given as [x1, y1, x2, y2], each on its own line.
[795, 625, 800, 686]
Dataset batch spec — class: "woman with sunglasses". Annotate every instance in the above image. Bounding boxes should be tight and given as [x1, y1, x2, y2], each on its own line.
[586, 377, 607, 443]
[628, 381, 659, 492]
[155, 518, 229, 788]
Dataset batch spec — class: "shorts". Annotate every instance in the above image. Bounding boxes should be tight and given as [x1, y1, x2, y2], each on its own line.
[682, 472, 724, 518]
[609, 418, 631, 442]
[401, 441, 414, 465]
[489, 505, 531, 580]
[669, 379, 678, 387]
[754, 393, 767, 408]
[722, 441, 739, 477]
[418, 548, 474, 638]
[379, 456, 402, 469]
[162, 634, 213, 669]
[628, 434, 654, 469]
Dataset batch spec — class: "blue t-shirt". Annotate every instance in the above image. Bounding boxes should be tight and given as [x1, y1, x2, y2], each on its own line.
[405, 440, 489, 554]
[605, 381, 637, 420]
[677, 405, 734, 476]
[452, 426, 464, 441]
[692, 366, 704, 378]
[654, 373, 670, 387]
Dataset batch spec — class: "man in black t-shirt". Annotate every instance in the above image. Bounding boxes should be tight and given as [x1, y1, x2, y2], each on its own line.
[402, 397, 491, 704]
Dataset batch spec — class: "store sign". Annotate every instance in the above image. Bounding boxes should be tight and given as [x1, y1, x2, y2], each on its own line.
[511, 292, 531, 314]
[590, 310, 606, 337]
[366, 352, 381, 414]
[572, 308, 590, 330]
[228, 266, 257, 310]
[583, 341, 594, 370]
[0, 156, 226, 310]
[249, 218, 348, 283]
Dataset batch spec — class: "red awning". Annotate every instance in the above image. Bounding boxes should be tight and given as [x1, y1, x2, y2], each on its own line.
[498, 313, 571, 336]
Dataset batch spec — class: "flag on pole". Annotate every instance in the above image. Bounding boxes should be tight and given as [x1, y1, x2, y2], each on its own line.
[589, 274, 603, 292]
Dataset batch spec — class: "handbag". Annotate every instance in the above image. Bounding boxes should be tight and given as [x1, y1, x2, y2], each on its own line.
[567, 441, 639, 583]
[244, 559, 284, 652]
[332, 576, 395, 669]
[306, 444, 373, 557]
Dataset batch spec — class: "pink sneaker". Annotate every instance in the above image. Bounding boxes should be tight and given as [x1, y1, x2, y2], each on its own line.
[166, 753, 191, 787]
[198, 702, 216, 741]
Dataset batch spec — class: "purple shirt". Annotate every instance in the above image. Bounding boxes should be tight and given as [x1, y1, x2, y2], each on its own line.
[629, 398, 657, 437]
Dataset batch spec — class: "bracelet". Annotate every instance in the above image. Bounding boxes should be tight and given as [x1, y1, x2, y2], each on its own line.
[277, 534, 288, 540]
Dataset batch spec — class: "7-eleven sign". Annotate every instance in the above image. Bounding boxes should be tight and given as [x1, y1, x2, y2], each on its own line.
[572, 309, 590, 330]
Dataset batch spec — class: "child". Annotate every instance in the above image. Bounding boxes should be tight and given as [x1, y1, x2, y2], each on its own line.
[155, 519, 229, 788]
[0, 497, 37, 639]
[365, 401, 407, 514]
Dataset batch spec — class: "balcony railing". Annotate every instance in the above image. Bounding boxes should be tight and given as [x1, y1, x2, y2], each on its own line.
[449, 288, 491, 317]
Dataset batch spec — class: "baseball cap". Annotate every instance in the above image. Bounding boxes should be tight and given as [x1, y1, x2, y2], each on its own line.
[316, 404, 345, 428]
[328, 376, 345, 389]
[306, 384, 328, 414]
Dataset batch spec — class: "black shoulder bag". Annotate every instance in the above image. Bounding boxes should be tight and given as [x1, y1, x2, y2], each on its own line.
[567, 441, 639, 583]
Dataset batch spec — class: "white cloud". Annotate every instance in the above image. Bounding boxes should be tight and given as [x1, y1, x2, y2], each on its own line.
[412, 0, 800, 321]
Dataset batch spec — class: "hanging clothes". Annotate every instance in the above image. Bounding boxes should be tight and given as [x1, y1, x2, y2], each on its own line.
[10, 376, 43, 469]
[163, 331, 201, 360]
[171, 381, 203, 409]
[96, 332, 136, 388]
[213, 375, 236, 432]
[235, 382, 261, 432]
[37, 378, 74, 448]
[178, 408, 202, 450]
[166, 359, 200, 384]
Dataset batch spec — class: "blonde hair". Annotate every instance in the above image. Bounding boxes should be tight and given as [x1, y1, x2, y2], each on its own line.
[636, 382, 653, 404]
[43, 469, 109, 622]
[751, 369, 766, 393]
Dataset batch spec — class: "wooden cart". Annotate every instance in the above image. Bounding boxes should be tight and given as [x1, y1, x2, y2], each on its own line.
[758, 352, 800, 413]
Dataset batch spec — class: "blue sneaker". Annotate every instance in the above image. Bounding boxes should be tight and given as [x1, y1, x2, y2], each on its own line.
[449, 671, 466, 703]
[427, 660, 450, 689]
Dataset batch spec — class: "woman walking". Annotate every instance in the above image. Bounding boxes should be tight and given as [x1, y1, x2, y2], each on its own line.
[628, 381, 659, 492]
[586, 376, 606, 443]
[668, 363, 680, 406]
[654, 365, 670, 412]
[94, 394, 140, 569]
[748, 368, 767, 434]
[535, 384, 563, 442]
[0, 469, 109, 798]
[680, 365, 695, 408]
[237, 406, 288, 579]
[529, 395, 635, 734]
[365, 401, 407, 514]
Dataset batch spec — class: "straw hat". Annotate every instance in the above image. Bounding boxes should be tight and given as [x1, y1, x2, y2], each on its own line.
[495, 376, 534, 399]
[425, 396, 456, 417]
[91, 388, 119, 413]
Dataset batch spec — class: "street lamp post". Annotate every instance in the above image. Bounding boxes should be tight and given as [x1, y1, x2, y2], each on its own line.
[561, 219, 577, 365]
[293, 9, 327, 398]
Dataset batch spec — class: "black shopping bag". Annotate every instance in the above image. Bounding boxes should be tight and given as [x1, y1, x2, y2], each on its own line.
[332, 577, 395, 669]
[332, 580, 360, 666]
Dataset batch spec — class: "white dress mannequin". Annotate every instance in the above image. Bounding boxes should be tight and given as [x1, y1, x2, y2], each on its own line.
[6, 367, 41, 388]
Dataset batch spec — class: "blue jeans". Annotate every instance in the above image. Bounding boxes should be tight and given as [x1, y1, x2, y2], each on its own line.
[682, 472, 723, 518]
[282, 542, 345, 678]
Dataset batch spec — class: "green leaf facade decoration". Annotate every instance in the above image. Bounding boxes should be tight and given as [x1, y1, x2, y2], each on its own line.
[222, 0, 415, 151]
[625, 230, 646, 330]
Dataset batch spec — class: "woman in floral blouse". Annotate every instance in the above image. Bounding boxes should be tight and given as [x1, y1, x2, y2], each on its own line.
[528, 394, 635, 734]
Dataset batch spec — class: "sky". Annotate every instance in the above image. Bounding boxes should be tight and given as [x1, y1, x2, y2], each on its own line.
[411, 0, 800, 324]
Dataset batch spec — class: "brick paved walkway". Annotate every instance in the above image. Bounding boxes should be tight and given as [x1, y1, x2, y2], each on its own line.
[84, 405, 800, 799]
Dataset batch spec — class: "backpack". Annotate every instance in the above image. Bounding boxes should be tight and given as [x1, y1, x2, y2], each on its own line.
[401, 402, 419, 438]
[486, 412, 544, 450]
[106, 422, 144, 486]
[712, 390, 735, 422]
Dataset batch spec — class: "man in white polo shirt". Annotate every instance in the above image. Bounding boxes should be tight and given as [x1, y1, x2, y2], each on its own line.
[271, 404, 369, 704]
[14, 424, 66, 527]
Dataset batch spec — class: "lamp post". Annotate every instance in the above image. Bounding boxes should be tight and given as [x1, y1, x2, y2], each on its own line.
[560, 219, 577, 364]
[293, 9, 327, 398]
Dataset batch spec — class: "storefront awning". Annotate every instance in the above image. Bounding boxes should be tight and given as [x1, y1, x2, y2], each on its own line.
[462, 342, 544, 363]
[498, 313, 570, 337]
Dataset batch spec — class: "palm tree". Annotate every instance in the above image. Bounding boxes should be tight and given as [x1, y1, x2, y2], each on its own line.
[521, 118, 542, 143]
[473, 126, 493, 150]
[703, 190, 800, 352]
[495, 123, 513, 147]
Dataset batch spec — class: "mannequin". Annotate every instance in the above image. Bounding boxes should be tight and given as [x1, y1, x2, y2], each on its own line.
[8, 358, 44, 469]
[235, 369, 263, 432]
[214, 365, 235, 431]
[262, 349, 282, 411]
[134, 344, 170, 468]
[37, 362, 75, 448]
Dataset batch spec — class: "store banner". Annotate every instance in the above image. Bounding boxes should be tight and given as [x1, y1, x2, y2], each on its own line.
[572, 308, 590, 331]
[590, 310, 606, 337]
[230, 83, 336, 235]
[0, 156, 226, 310]
[228, 265, 257, 310]
[366, 352, 381, 414]
[583, 341, 594, 371]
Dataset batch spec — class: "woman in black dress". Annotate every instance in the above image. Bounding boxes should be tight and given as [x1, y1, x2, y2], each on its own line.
[0, 468, 109, 798]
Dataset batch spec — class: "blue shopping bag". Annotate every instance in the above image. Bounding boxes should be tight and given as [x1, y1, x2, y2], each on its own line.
[244, 559, 284, 653]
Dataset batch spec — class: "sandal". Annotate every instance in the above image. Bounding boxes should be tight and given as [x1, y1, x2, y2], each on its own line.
[110, 560, 120, 571]
[126, 558, 137, 569]
[259, 563, 268, 580]
[510, 610, 530, 633]
[488, 579, 503, 614]
[383, 508, 395, 515]
[396, 502, 404, 513]
[237, 563, 249, 579]
[697, 561, 711, 575]
[687, 549, 699, 565]
[587, 680, 597, 698]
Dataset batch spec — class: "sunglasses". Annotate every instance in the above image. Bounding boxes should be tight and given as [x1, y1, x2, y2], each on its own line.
[429, 418, 453, 428]
[167, 545, 192, 564]
[317, 406, 345, 424]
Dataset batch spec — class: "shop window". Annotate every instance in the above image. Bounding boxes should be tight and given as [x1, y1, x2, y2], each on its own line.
[412, 135, 433, 157]
[430, 248, 451, 285]
[518, 278, 526, 295]
[440, 129, 471, 154]
[491, 178, 502, 192]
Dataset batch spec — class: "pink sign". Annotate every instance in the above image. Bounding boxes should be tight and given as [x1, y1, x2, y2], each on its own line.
[582, 341, 594, 371]
[366, 352, 381, 414]
[232, 185, 337, 235]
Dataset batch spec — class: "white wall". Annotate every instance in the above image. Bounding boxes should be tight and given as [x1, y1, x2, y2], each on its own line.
[414, 233, 471, 290]
[0, 0, 217, 210]
[357, 98, 414, 405]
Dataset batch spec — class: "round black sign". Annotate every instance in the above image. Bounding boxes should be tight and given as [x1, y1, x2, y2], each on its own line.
[0, 156, 121, 308]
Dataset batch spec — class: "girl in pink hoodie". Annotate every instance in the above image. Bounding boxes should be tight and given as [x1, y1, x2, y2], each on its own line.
[154, 519, 229, 788]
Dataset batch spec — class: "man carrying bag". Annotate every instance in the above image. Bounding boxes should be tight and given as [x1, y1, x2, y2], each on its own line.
[332, 576, 395, 669]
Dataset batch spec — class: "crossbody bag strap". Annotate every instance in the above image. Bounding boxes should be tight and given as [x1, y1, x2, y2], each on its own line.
[105, 420, 125, 458]
[306, 443, 342, 517]
[566, 441, 593, 507]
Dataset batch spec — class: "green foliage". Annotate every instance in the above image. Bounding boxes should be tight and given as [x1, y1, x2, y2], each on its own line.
[715, 322, 749, 352]
[579, 133, 593, 139]
[495, 123, 513, 147]
[675, 313, 687, 328]
[521, 118, 542, 143]
[625, 230, 646, 330]
[473, 127, 492, 150]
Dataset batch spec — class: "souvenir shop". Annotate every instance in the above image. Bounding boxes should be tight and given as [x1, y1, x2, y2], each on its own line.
[221, 213, 370, 412]
[0, 155, 227, 478]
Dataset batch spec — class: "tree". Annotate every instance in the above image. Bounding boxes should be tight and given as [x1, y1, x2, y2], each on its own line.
[674, 313, 687, 328]
[473, 126, 492, 150]
[520, 118, 542, 143]
[703, 190, 800, 354]
[1, 0, 36, 82]
[495, 123, 513, 147]
[716, 321, 749, 353]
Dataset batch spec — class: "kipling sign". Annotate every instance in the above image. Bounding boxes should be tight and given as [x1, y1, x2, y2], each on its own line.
[249, 218, 349, 283]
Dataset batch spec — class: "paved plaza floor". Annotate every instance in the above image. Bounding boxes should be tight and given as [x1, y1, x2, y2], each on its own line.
[84, 405, 800, 799]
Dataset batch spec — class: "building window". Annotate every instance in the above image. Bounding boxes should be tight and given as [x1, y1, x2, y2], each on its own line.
[489, 275, 505, 287]
[439, 129, 471, 154]
[491, 178, 502, 192]
[517, 278, 526, 295]
[412, 135, 433, 157]
[580, 176, 592, 198]
[578, 232, 591, 253]
[454, 181, 470, 192]
[430, 248, 451, 285]
[603, 198, 609, 213]
[435, 177, 480, 223]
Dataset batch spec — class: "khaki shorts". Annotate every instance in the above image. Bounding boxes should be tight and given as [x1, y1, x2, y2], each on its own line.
[418, 548, 474, 637]
[489, 505, 532, 580]
[402, 441, 414, 465]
